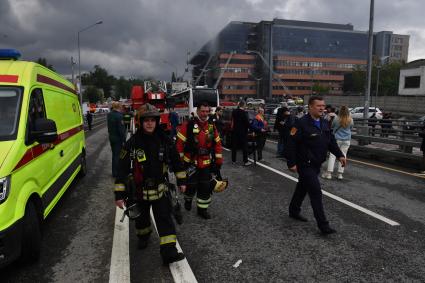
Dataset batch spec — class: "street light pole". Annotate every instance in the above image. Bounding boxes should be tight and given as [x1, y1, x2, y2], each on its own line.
[363, 0, 374, 121]
[246, 50, 289, 98]
[77, 20, 103, 104]
[374, 56, 389, 110]
[375, 65, 381, 110]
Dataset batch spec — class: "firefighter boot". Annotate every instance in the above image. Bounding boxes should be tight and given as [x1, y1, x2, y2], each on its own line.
[160, 245, 185, 265]
[197, 207, 211, 219]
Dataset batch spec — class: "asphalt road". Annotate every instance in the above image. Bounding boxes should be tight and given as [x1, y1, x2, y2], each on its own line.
[3, 124, 425, 282]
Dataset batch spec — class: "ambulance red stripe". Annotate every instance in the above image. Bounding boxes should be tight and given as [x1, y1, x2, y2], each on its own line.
[0, 75, 19, 83]
[36, 74, 77, 95]
[13, 125, 84, 171]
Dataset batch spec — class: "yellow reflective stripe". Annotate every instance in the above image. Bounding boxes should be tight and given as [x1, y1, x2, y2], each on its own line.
[142, 192, 164, 200]
[143, 184, 167, 195]
[114, 183, 125, 191]
[197, 203, 209, 208]
[183, 155, 191, 163]
[179, 152, 184, 158]
[197, 197, 211, 204]
[203, 159, 211, 165]
[160, 234, 177, 245]
[177, 132, 186, 141]
[175, 171, 187, 179]
[215, 153, 223, 159]
[215, 136, 221, 142]
[136, 226, 152, 236]
[197, 197, 211, 209]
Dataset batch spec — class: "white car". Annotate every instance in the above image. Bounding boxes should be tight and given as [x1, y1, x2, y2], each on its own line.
[350, 107, 383, 119]
[247, 98, 265, 107]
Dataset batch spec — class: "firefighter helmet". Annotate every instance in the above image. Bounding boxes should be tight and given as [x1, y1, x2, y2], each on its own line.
[137, 103, 160, 118]
[211, 177, 228, 193]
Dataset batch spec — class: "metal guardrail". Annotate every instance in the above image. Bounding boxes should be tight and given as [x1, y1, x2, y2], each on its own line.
[83, 112, 107, 130]
[351, 118, 423, 154]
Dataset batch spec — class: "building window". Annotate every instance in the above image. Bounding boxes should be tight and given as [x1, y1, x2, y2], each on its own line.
[404, 76, 421, 89]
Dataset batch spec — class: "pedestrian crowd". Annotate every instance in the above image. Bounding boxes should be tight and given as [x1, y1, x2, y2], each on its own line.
[107, 95, 423, 265]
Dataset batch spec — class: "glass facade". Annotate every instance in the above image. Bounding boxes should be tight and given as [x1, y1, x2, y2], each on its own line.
[272, 26, 368, 60]
[191, 19, 404, 98]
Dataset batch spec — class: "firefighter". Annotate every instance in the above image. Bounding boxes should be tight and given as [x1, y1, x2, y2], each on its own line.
[122, 106, 133, 131]
[176, 101, 223, 219]
[114, 103, 187, 265]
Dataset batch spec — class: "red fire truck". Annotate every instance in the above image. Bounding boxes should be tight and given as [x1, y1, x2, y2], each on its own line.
[130, 81, 170, 130]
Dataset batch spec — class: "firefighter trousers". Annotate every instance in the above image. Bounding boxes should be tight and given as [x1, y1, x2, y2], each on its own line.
[135, 196, 177, 248]
[184, 167, 212, 209]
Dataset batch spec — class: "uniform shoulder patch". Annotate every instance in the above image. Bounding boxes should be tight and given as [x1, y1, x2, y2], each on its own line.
[136, 149, 146, 162]
[290, 127, 298, 136]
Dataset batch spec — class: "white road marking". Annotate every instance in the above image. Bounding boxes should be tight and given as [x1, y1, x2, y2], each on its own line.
[150, 209, 198, 283]
[223, 147, 400, 226]
[109, 207, 130, 283]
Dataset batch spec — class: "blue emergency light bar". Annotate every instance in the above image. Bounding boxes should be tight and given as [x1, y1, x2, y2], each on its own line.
[0, 49, 21, 60]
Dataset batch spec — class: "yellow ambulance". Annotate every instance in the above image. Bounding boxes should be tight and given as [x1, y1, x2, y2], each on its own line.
[0, 49, 86, 267]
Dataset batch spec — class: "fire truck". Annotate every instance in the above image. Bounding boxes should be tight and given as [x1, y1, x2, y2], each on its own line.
[130, 81, 170, 131]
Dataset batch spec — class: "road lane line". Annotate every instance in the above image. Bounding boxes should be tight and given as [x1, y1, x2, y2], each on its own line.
[109, 207, 130, 283]
[150, 209, 198, 283]
[266, 139, 425, 179]
[223, 147, 400, 226]
[348, 158, 425, 179]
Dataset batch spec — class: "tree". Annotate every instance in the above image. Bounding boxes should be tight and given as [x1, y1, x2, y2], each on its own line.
[82, 65, 115, 98]
[312, 83, 330, 95]
[343, 62, 404, 96]
[83, 85, 102, 103]
[36, 58, 55, 71]
[114, 76, 132, 99]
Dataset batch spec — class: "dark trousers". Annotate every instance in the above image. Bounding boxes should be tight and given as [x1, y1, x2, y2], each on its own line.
[289, 166, 329, 228]
[185, 168, 212, 209]
[277, 135, 284, 156]
[110, 141, 122, 178]
[231, 134, 248, 163]
[135, 196, 176, 248]
[255, 134, 266, 160]
[87, 120, 92, 130]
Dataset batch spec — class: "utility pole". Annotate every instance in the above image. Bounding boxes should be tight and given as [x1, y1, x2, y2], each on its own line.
[363, 0, 374, 121]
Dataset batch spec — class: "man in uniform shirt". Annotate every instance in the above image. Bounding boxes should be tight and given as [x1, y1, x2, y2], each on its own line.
[286, 96, 346, 235]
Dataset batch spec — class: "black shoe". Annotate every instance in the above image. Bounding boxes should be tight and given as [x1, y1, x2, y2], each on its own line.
[197, 208, 211, 219]
[162, 252, 185, 265]
[319, 226, 337, 235]
[289, 213, 308, 222]
[184, 200, 192, 211]
[137, 237, 149, 250]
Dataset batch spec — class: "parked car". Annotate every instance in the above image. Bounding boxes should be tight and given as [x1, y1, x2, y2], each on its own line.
[246, 98, 265, 108]
[350, 107, 383, 119]
[264, 103, 280, 114]
[404, 115, 425, 132]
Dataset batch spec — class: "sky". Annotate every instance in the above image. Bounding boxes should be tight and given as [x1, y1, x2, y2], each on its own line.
[1, 0, 424, 81]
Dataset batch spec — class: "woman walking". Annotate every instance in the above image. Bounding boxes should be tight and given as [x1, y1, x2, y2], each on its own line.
[251, 107, 268, 161]
[322, 106, 353, 180]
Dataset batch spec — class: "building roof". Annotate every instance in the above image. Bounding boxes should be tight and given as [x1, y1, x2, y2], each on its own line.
[401, 59, 425, 70]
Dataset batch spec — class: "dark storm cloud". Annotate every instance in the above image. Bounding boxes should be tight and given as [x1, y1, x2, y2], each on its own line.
[1, 0, 424, 80]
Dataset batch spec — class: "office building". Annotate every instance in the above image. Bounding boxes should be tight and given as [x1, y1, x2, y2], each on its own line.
[190, 19, 409, 100]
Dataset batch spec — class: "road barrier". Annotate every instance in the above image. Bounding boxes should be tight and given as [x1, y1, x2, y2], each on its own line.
[265, 114, 424, 170]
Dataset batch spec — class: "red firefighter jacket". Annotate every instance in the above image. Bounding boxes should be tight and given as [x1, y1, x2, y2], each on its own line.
[176, 118, 223, 169]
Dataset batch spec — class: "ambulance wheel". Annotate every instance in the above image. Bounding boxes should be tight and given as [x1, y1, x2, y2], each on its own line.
[20, 201, 41, 263]
[79, 152, 87, 177]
